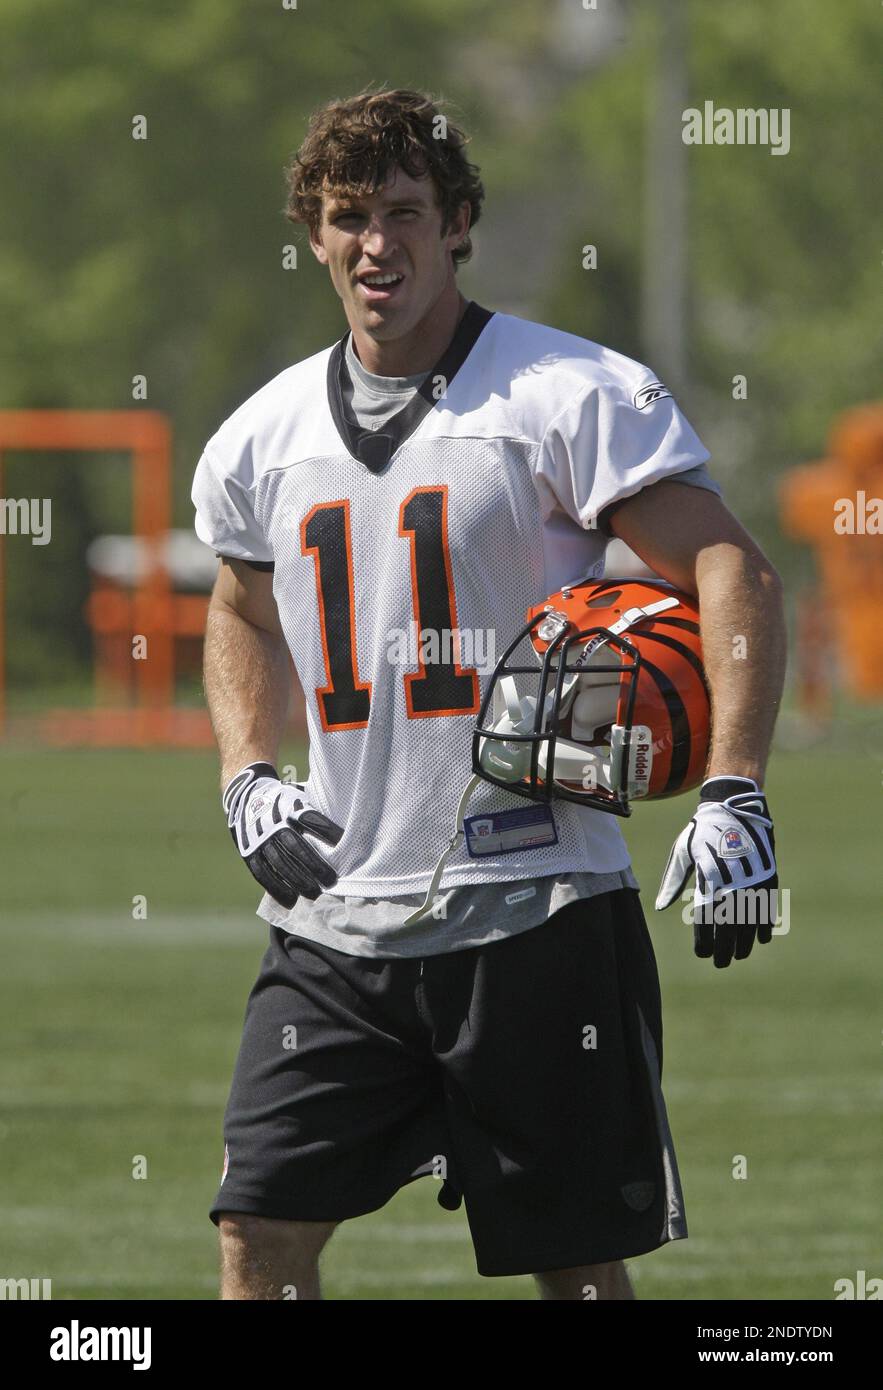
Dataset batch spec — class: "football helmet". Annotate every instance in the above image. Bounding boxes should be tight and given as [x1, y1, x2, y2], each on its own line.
[473, 576, 711, 817]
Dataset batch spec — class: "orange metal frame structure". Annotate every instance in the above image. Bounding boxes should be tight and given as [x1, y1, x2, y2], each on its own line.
[0, 410, 212, 745]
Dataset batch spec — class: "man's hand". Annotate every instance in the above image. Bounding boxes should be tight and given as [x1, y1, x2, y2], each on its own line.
[655, 776, 778, 967]
[223, 762, 344, 909]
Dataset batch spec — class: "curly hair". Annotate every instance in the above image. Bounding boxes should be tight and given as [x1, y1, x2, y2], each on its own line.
[285, 87, 484, 267]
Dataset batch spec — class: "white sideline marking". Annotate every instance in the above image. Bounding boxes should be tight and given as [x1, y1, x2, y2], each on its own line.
[666, 1076, 883, 1114]
[0, 1084, 229, 1109]
[0, 913, 261, 945]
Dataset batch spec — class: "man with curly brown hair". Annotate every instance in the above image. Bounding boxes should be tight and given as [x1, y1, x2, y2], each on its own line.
[193, 87, 785, 1300]
[286, 88, 484, 376]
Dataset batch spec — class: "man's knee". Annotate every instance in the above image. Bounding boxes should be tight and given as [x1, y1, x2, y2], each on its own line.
[219, 1211, 337, 1257]
[534, 1259, 635, 1301]
[218, 1212, 338, 1299]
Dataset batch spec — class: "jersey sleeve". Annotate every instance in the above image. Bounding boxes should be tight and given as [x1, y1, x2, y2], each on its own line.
[664, 461, 722, 497]
[191, 440, 274, 565]
[535, 372, 712, 536]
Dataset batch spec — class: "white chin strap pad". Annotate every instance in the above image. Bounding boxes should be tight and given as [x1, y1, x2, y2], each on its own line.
[538, 738, 613, 793]
[476, 675, 538, 783]
[571, 682, 618, 741]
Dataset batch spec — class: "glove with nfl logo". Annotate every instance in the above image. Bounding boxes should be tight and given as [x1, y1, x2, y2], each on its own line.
[223, 762, 344, 909]
[655, 776, 777, 968]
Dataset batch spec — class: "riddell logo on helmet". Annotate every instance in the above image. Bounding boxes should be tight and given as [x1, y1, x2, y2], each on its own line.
[629, 727, 653, 792]
[574, 631, 609, 668]
[634, 740, 651, 779]
[631, 737, 652, 792]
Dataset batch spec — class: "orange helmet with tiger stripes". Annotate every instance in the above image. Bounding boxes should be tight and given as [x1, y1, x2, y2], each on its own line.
[473, 576, 711, 816]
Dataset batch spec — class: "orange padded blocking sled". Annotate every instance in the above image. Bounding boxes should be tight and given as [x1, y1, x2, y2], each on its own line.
[780, 403, 883, 701]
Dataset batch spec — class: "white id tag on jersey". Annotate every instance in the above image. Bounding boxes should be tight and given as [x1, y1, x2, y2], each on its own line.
[463, 804, 558, 857]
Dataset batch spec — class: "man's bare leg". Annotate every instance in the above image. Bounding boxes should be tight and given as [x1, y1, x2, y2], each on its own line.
[218, 1213, 338, 1300]
[534, 1259, 635, 1301]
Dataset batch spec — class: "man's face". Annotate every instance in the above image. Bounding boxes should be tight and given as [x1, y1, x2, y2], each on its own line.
[309, 166, 469, 342]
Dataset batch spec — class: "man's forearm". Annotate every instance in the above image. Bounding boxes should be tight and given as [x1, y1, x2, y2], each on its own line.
[203, 600, 292, 786]
[696, 543, 786, 786]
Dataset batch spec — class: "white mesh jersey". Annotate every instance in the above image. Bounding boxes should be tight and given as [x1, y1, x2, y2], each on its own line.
[192, 302, 711, 896]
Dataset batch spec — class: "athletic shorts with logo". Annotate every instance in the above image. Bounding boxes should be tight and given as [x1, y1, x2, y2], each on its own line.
[210, 887, 687, 1277]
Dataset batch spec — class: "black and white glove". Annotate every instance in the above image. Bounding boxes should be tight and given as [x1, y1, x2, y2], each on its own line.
[222, 762, 344, 910]
[655, 776, 777, 967]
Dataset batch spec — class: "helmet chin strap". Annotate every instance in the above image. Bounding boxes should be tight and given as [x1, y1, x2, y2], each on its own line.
[400, 773, 486, 925]
[401, 595, 680, 925]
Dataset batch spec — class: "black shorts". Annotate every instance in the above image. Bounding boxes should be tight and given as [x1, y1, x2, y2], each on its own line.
[210, 888, 687, 1277]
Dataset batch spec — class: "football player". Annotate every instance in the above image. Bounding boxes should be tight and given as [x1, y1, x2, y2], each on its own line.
[193, 88, 785, 1301]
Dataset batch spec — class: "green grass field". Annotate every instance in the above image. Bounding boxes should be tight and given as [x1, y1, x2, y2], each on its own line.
[0, 737, 880, 1300]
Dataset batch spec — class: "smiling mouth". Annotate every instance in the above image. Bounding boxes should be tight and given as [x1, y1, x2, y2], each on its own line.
[358, 273, 405, 297]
